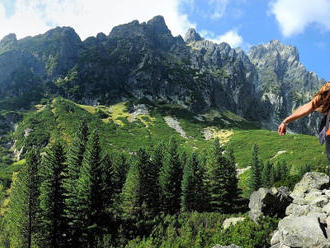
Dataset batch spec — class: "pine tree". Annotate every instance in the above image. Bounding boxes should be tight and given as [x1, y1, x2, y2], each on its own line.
[120, 163, 142, 238]
[26, 149, 41, 248]
[225, 148, 241, 212]
[4, 149, 41, 248]
[198, 151, 210, 212]
[39, 142, 67, 248]
[249, 143, 262, 192]
[100, 153, 115, 219]
[75, 130, 104, 248]
[3, 149, 41, 248]
[151, 141, 165, 170]
[206, 138, 229, 212]
[279, 160, 289, 180]
[63, 121, 89, 246]
[262, 161, 273, 188]
[137, 148, 160, 218]
[181, 152, 204, 212]
[4, 170, 28, 247]
[274, 162, 280, 182]
[159, 137, 183, 215]
[113, 152, 130, 195]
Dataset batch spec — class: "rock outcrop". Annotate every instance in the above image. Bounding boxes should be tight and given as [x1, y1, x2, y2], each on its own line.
[270, 172, 330, 248]
[249, 186, 292, 222]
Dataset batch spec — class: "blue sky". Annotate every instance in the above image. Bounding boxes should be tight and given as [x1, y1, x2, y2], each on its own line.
[0, 0, 329, 80]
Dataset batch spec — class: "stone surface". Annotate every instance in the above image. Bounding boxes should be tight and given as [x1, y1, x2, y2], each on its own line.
[270, 172, 330, 248]
[248, 187, 292, 222]
[222, 217, 245, 229]
[212, 245, 241, 248]
[276, 215, 330, 248]
[291, 172, 329, 199]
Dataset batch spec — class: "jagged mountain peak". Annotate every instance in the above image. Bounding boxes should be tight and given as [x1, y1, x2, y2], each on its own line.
[248, 39, 299, 63]
[0, 33, 17, 44]
[147, 15, 168, 30]
[0, 33, 17, 51]
[184, 28, 203, 43]
[42, 26, 81, 43]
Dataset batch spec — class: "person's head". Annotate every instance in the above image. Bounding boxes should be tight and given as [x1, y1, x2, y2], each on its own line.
[314, 81, 330, 114]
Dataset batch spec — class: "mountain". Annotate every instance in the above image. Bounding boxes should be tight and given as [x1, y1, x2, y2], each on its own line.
[248, 40, 325, 134]
[0, 15, 325, 134]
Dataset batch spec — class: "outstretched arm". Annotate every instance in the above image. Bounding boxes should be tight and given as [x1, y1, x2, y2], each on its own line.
[278, 95, 321, 135]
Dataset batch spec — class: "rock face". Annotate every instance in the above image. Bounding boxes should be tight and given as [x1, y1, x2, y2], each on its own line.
[184, 28, 203, 43]
[270, 172, 330, 248]
[0, 16, 325, 134]
[248, 40, 325, 135]
[249, 186, 292, 222]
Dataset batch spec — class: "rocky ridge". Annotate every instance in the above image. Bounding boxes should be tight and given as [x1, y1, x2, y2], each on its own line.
[248, 40, 325, 134]
[0, 16, 325, 135]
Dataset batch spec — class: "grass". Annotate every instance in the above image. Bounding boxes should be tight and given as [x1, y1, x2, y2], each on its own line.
[1, 96, 328, 198]
[225, 129, 328, 172]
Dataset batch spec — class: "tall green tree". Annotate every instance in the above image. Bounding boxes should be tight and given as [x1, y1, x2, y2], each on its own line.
[137, 148, 160, 218]
[39, 142, 67, 248]
[3, 171, 27, 247]
[181, 152, 205, 212]
[225, 148, 241, 212]
[206, 138, 229, 212]
[262, 161, 274, 188]
[75, 130, 104, 248]
[113, 152, 130, 195]
[121, 148, 161, 238]
[26, 149, 41, 248]
[120, 162, 141, 237]
[2, 151, 40, 248]
[100, 153, 116, 236]
[151, 141, 165, 171]
[159, 137, 183, 215]
[279, 160, 289, 180]
[249, 143, 262, 192]
[63, 121, 89, 246]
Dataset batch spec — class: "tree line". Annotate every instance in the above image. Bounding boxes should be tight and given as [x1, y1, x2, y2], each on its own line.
[0, 121, 244, 248]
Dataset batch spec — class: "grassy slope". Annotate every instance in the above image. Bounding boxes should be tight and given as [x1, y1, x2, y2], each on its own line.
[1, 97, 328, 193]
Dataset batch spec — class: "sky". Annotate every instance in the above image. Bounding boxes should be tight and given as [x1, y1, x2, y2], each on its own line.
[0, 0, 329, 80]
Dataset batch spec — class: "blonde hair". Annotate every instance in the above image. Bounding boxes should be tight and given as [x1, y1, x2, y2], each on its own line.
[314, 82, 330, 114]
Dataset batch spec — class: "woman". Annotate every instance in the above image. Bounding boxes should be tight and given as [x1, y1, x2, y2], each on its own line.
[278, 82, 330, 160]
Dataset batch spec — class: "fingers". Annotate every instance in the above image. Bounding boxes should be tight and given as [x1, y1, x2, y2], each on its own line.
[278, 124, 286, 135]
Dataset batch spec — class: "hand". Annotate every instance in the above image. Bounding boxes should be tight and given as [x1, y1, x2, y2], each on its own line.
[278, 122, 287, 136]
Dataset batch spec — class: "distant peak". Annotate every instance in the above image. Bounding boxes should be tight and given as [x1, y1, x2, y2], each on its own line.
[96, 32, 107, 41]
[147, 15, 166, 25]
[1, 33, 17, 42]
[147, 15, 171, 34]
[0, 33, 17, 48]
[184, 28, 203, 43]
[44, 26, 81, 43]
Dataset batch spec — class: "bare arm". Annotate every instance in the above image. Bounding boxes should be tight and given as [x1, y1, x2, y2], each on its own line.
[278, 95, 321, 135]
[282, 101, 316, 124]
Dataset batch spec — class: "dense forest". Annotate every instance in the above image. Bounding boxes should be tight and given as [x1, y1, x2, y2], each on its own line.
[0, 119, 315, 248]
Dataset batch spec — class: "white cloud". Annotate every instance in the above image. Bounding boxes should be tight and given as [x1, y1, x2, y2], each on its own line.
[0, 0, 195, 40]
[208, 0, 229, 20]
[202, 29, 243, 48]
[270, 0, 330, 37]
